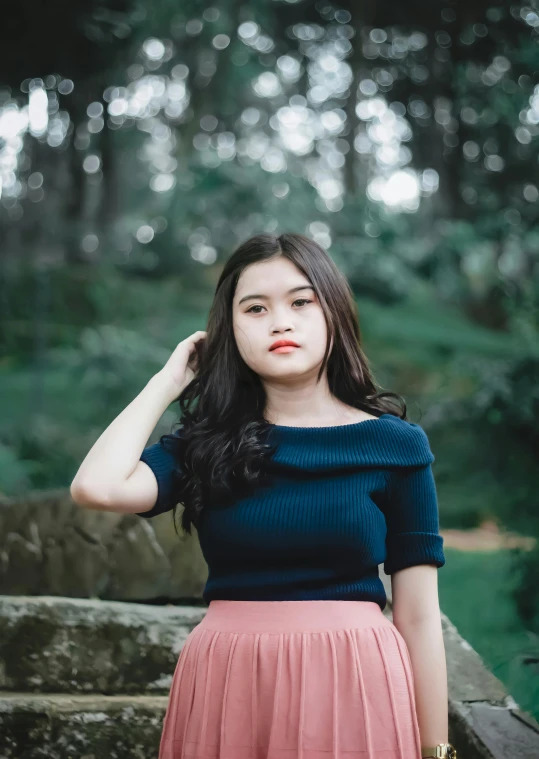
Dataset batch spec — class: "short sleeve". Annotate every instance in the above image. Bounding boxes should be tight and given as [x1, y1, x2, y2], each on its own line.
[135, 428, 185, 518]
[383, 447, 446, 575]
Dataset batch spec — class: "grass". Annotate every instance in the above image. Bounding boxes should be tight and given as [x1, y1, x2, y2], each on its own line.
[438, 548, 539, 721]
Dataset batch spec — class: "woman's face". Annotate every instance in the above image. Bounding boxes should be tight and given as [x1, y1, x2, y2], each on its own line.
[232, 256, 331, 382]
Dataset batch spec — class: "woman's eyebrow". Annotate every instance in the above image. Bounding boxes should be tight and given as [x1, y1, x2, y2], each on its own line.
[238, 285, 315, 306]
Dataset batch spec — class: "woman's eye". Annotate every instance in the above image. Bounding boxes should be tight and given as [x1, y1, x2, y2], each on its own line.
[246, 299, 311, 314]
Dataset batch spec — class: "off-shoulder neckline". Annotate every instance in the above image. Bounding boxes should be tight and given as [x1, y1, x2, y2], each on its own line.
[265, 412, 397, 432]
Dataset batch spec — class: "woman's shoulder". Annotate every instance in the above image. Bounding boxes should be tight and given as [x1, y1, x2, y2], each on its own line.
[373, 413, 434, 466]
[328, 411, 434, 468]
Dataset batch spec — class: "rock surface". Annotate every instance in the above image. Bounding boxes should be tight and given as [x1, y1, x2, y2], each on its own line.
[0, 596, 206, 694]
[0, 489, 208, 600]
[0, 692, 168, 759]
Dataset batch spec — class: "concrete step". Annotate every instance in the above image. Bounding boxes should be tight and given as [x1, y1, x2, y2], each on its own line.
[0, 691, 167, 758]
[0, 595, 206, 695]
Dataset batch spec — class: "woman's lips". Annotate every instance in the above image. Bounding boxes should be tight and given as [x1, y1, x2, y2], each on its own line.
[271, 346, 299, 353]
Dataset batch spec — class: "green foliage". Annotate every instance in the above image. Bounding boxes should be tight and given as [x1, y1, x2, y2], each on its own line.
[511, 548, 539, 634]
[0, 442, 33, 494]
[450, 353, 539, 633]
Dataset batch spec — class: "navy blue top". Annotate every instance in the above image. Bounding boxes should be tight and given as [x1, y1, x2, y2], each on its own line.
[136, 413, 445, 610]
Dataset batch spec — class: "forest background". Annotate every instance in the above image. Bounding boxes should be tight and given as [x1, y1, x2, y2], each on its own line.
[0, 0, 538, 718]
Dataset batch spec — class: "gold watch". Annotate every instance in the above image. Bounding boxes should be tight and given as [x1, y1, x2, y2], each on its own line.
[421, 743, 457, 758]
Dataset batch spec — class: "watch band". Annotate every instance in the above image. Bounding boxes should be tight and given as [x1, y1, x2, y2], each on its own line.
[421, 743, 457, 758]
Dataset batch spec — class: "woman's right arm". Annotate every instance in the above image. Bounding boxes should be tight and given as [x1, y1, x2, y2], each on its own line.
[70, 370, 184, 515]
[70, 329, 206, 515]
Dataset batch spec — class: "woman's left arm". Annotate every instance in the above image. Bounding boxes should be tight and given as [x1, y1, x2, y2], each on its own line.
[391, 564, 448, 747]
[381, 423, 448, 749]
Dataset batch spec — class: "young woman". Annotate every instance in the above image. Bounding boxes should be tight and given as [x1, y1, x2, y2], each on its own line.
[71, 233, 456, 759]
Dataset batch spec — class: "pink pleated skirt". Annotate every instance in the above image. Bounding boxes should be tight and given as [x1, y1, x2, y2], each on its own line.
[157, 599, 422, 759]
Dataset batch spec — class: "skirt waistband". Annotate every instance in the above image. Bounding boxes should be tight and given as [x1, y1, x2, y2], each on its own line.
[200, 600, 391, 634]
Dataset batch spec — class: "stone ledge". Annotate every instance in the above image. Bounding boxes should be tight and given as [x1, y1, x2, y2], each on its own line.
[0, 595, 206, 694]
[450, 701, 539, 759]
[0, 691, 167, 759]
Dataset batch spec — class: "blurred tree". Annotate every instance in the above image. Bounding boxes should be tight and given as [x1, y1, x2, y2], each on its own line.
[1, 3, 539, 640]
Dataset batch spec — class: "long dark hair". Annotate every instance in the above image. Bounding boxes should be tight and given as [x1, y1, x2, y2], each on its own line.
[162, 232, 406, 536]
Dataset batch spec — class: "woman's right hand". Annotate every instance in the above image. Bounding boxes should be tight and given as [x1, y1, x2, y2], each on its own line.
[159, 330, 207, 393]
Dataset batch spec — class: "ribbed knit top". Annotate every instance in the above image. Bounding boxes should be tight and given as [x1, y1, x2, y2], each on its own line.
[136, 413, 446, 610]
